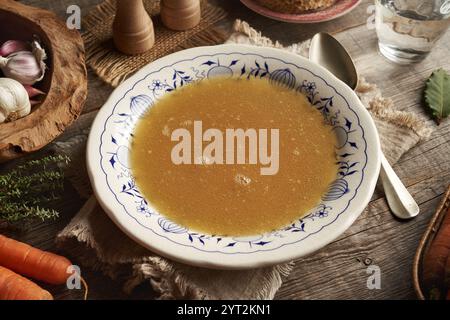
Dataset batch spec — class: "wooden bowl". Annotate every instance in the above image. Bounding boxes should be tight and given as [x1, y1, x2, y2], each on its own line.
[413, 184, 450, 299]
[0, 0, 87, 163]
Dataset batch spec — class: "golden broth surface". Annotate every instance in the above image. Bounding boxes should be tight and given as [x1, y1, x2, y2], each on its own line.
[131, 78, 337, 236]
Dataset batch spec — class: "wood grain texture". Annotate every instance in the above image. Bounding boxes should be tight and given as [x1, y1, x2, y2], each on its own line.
[0, 0, 87, 162]
[1, 0, 449, 300]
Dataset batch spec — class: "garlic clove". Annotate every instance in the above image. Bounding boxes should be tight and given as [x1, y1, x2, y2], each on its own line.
[0, 40, 30, 57]
[23, 85, 45, 98]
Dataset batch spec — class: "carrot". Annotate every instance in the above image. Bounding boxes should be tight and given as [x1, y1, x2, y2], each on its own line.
[423, 206, 450, 300]
[0, 234, 72, 285]
[0, 265, 53, 300]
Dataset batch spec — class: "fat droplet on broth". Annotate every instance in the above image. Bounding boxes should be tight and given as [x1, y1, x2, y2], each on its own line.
[234, 173, 252, 186]
[162, 124, 170, 137]
[182, 119, 192, 126]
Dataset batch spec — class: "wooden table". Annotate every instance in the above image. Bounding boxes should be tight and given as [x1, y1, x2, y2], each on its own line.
[2, 0, 449, 300]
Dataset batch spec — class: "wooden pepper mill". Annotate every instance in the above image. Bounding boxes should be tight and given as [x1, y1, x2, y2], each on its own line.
[161, 0, 201, 31]
[113, 0, 155, 55]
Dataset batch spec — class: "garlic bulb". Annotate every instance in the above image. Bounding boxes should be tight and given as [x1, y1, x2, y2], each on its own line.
[0, 50, 45, 85]
[0, 78, 31, 123]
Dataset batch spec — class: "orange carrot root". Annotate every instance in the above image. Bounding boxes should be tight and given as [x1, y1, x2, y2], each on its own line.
[81, 276, 89, 300]
[0, 234, 72, 285]
[0, 266, 53, 300]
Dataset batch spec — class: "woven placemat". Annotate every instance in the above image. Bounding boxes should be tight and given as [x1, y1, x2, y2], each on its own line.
[83, 0, 228, 87]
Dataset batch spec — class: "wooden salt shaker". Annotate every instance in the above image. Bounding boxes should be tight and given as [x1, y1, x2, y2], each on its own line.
[161, 0, 201, 31]
[113, 0, 155, 55]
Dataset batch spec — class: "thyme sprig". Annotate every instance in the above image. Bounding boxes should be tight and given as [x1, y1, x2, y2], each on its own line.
[0, 155, 70, 223]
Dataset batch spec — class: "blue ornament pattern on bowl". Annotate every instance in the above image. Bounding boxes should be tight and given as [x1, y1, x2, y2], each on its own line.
[269, 68, 296, 89]
[158, 217, 187, 234]
[130, 95, 152, 117]
[322, 179, 349, 201]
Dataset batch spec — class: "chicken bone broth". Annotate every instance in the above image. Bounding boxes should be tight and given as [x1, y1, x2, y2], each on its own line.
[130, 77, 338, 236]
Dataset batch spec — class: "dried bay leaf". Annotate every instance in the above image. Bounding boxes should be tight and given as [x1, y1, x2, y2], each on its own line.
[424, 68, 450, 124]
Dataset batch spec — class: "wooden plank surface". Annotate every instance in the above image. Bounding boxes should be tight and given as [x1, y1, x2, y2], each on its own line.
[1, 0, 449, 300]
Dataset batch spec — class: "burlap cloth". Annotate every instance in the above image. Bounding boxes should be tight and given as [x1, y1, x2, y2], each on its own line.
[54, 20, 433, 299]
[83, 0, 228, 87]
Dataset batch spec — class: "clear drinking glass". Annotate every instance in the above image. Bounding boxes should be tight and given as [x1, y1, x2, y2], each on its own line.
[375, 0, 450, 64]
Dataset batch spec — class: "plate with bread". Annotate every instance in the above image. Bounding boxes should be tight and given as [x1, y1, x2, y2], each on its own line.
[240, 0, 362, 23]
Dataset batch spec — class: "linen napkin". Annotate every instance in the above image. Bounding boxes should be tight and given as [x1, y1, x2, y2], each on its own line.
[55, 20, 433, 299]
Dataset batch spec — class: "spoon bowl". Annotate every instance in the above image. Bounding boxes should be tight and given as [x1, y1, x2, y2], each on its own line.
[309, 32, 358, 90]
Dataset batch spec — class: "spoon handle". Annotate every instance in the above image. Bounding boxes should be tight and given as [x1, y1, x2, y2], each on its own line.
[379, 152, 419, 219]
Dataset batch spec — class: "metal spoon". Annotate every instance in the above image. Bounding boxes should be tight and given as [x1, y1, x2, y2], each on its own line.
[309, 32, 420, 219]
